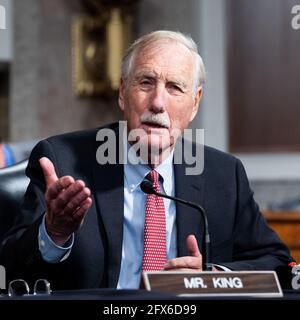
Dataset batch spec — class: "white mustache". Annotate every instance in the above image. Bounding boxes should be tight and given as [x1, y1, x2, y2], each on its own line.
[140, 112, 170, 129]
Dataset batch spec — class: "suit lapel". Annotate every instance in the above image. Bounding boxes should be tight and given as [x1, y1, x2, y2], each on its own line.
[92, 125, 124, 288]
[91, 126, 206, 285]
[174, 156, 205, 257]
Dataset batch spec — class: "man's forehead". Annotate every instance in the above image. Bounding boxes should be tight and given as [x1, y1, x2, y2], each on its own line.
[135, 39, 192, 58]
[131, 44, 193, 73]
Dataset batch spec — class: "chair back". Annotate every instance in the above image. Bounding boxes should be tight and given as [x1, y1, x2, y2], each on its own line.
[0, 160, 29, 238]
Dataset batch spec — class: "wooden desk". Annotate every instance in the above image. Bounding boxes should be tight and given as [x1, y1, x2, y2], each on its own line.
[263, 211, 300, 262]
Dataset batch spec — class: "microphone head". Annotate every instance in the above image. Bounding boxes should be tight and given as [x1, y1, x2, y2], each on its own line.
[140, 180, 156, 194]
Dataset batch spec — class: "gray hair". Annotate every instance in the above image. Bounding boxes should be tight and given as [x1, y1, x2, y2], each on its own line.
[121, 30, 206, 95]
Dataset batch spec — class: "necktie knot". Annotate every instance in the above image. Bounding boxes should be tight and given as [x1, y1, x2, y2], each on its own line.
[147, 170, 160, 189]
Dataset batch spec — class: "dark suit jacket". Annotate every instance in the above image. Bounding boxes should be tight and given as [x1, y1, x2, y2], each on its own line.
[0, 123, 292, 290]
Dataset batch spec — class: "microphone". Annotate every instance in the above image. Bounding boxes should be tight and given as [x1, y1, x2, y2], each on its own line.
[140, 179, 212, 271]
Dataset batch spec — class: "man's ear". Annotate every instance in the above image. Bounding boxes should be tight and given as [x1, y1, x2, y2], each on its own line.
[189, 87, 203, 122]
[118, 78, 125, 111]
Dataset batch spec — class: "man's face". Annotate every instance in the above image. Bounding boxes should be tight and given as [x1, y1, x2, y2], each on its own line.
[119, 40, 202, 156]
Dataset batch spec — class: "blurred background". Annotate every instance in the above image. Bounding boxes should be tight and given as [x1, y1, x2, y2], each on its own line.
[0, 0, 300, 257]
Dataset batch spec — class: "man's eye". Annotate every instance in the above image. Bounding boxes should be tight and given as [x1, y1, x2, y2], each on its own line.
[139, 80, 153, 90]
[169, 84, 183, 92]
[140, 80, 152, 85]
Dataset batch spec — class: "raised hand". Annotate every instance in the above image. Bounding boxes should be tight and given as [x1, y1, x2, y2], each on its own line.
[164, 235, 218, 272]
[164, 235, 203, 271]
[39, 157, 92, 246]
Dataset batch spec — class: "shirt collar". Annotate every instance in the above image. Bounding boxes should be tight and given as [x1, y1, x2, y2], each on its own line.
[124, 140, 174, 194]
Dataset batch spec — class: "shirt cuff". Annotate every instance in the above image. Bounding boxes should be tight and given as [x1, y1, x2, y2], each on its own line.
[213, 264, 232, 271]
[38, 214, 74, 263]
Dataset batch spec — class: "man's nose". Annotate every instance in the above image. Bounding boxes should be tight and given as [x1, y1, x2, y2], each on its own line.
[150, 85, 167, 113]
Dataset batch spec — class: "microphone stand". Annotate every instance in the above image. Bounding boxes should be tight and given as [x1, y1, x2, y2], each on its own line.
[141, 180, 212, 271]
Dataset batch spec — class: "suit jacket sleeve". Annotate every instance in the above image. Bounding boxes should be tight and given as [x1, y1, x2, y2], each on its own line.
[219, 158, 293, 271]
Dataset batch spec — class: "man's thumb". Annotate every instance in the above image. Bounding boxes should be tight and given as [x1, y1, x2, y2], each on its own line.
[186, 234, 201, 257]
[39, 157, 58, 186]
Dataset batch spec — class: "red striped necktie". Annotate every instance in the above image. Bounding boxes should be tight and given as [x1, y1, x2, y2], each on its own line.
[142, 170, 167, 271]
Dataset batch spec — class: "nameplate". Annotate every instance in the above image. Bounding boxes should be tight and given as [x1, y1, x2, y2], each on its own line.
[142, 271, 283, 297]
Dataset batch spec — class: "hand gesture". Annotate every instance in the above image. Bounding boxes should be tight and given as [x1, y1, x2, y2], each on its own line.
[164, 235, 218, 272]
[39, 157, 92, 246]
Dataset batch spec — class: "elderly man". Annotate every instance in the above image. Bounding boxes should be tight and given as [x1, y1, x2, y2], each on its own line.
[0, 30, 292, 290]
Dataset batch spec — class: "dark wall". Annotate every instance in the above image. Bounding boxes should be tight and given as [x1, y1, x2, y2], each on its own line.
[228, 0, 300, 152]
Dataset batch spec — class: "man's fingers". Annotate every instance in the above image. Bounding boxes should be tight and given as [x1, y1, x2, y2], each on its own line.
[186, 234, 201, 257]
[164, 256, 202, 270]
[166, 268, 201, 273]
[46, 176, 74, 201]
[63, 187, 91, 215]
[39, 157, 59, 186]
[72, 197, 93, 221]
[163, 235, 202, 271]
[54, 180, 86, 209]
